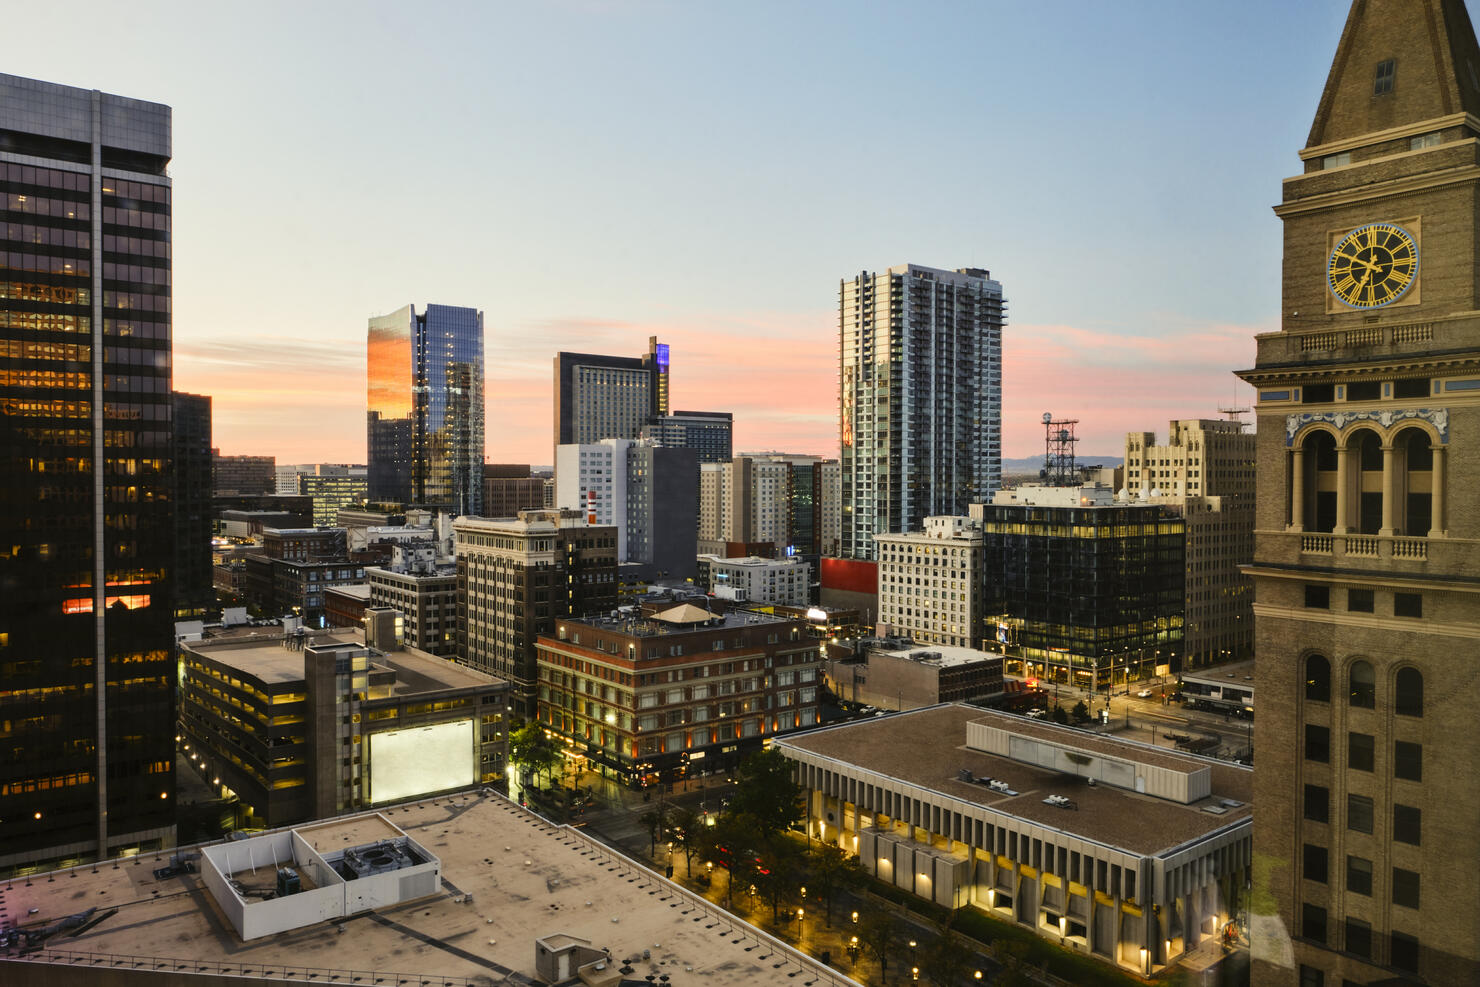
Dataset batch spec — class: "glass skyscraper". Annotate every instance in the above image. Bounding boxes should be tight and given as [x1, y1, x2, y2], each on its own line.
[0, 74, 176, 873]
[367, 303, 484, 515]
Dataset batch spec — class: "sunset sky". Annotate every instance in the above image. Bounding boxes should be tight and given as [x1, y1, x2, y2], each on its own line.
[8, 1, 1389, 463]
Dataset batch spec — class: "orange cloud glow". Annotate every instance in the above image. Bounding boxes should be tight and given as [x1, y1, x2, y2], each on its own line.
[181, 313, 1262, 467]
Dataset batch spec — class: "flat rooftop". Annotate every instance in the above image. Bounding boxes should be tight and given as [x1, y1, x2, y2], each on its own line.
[185, 628, 503, 692]
[1182, 659, 1257, 687]
[776, 704, 1251, 856]
[872, 645, 1004, 668]
[1, 794, 854, 987]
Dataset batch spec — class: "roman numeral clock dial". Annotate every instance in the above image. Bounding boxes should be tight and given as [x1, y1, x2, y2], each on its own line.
[1327, 222, 1418, 308]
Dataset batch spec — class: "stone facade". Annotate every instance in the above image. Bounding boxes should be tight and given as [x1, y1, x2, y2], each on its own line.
[1238, 3, 1480, 983]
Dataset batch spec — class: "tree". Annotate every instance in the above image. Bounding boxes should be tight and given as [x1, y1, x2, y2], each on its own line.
[857, 907, 899, 982]
[920, 918, 973, 986]
[1070, 700, 1091, 725]
[753, 833, 806, 922]
[667, 805, 701, 874]
[806, 842, 864, 927]
[639, 804, 669, 858]
[1049, 704, 1070, 725]
[726, 749, 804, 837]
[508, 723, 561, 791]
[709, 812, 765, 908]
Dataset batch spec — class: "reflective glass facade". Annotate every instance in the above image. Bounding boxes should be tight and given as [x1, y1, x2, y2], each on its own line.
[976, 504, 1185, 690]
[366, 303, 484, 514]
[0, 74, 175, 873]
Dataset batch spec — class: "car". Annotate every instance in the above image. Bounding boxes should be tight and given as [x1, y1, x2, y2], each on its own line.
[1136, 689, 1154, 698]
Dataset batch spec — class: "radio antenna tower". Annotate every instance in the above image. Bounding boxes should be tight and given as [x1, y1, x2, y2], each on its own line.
[1040, 412, 1079, 486]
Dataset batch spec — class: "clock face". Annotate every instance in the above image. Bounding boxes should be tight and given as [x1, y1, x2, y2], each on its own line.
[1328, 222, 1418, 309]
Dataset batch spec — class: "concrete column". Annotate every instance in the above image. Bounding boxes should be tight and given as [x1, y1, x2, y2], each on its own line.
[1289, 447, 1305, 530]
[1380, 444, 1396, 536]
[1430, 445, 1446, 537]
[1335, 445, 1351, 533]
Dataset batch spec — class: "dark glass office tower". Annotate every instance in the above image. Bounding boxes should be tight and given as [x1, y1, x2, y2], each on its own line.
[172, 391, 213, 617]
[0, 74, 176, 873]
[367, 303, 484, 514]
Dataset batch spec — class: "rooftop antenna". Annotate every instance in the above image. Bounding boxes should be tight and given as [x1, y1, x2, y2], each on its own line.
[1218, 405, 1251, 431]
[1040, 412, 1079, 486]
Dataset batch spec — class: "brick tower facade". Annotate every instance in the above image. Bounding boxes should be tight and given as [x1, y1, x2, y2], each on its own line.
[1239, 2, 1480, 983]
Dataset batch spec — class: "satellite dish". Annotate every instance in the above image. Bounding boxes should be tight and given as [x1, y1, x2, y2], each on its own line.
[1042, 412, 1053, 424]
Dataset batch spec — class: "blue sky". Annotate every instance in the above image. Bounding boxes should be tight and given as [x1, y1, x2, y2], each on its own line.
[7, 1, 1393, 461]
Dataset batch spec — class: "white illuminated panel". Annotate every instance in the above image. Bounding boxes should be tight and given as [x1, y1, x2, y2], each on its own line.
[367, 719, 474, 804]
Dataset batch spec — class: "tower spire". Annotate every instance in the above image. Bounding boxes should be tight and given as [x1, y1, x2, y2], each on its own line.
[1307, 0, 1480, 150]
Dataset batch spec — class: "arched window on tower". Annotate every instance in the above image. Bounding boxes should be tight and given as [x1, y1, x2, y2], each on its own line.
[1352, 429, 1384, 535]
[1398, 429, 1433, 536]
[1349, 660, 1376, 709]
[1301, 431, 1339, 532]
[1395, 667, 1423, 717]
[1306, 654, 1330, 703]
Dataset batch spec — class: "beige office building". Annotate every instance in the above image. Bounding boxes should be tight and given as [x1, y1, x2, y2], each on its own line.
[1124, 420, 1255, 667]
[876, 515, 984, 647]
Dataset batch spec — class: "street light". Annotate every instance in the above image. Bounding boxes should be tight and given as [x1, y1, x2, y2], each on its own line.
[847, 935, 860, 964]
[851, 910, 859, 924]
[796, 908, 804, 939]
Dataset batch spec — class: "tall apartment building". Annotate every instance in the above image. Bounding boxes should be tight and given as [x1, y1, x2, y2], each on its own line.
[698, 455, 793, 556]
[974, 486, 1184, 691]
[1238, 3, 1480, 983]
[536, 607, 821, 784]
[818, 458, 841, 557]
[554, 438, 698, 577]
[455, 510, 617, 716]
[213, 452, 276, 495]
[1124, 419, 1256, 667]
[553, 336, 668, 454]
[0, 74, 176, 872]
[840, 264, 1004, 560]
[173, 392, 215, 617]
[482, 464, 545, 517]
[876, 515, 985, 648]
[640, 410, 733, 463]
[367, 303, 484, 514]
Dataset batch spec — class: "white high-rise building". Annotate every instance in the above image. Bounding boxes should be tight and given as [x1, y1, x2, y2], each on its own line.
[839, 264, 1004, 560]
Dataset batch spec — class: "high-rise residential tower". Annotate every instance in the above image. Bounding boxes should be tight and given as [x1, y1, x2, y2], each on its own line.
[0, 74, 176, 873]
[367, 303, 484, 515]
[1238, 2, 1480, 983]
[839, 264, 1004, 560]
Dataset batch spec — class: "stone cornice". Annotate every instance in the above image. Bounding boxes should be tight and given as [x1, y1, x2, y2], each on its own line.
[1250, 603, 1480, 637]
[1296, 112, 1480, 160]
[1273, 162, 1480, 217]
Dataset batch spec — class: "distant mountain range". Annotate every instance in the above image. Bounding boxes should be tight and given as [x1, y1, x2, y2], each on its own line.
[1002, 455, 1124, 472]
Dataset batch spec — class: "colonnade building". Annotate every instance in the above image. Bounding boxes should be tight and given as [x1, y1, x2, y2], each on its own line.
[775, 704, 1251, 977]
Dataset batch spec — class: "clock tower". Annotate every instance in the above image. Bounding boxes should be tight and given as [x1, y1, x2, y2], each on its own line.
[1239, 1, 1480, 984]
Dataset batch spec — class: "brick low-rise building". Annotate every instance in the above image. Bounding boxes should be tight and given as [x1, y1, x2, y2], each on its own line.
[536, 605, 822, 784]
